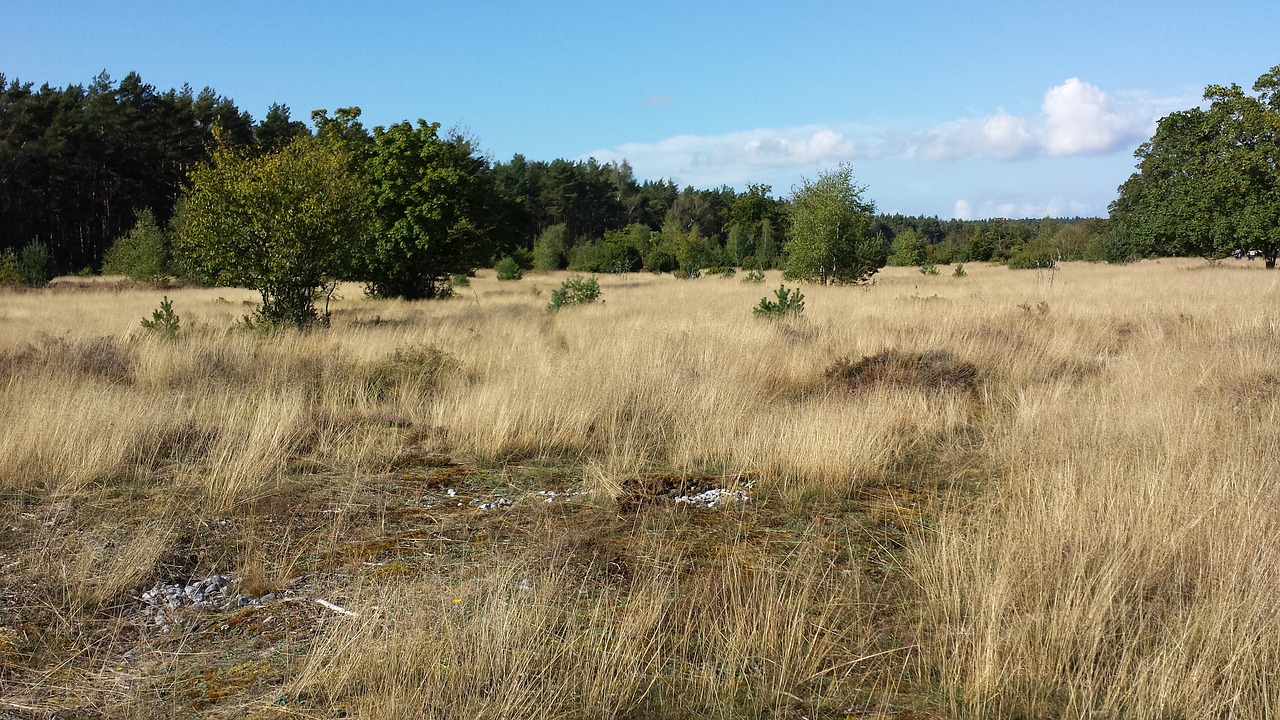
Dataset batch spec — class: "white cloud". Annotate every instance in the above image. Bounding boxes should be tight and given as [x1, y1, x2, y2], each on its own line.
[586, 78, 1173, 189]
[958, 196, 1097, 220]
[1042, 77, 1151, 156]
[908, 108, 1036, 161]
[588, 126, 868, 186]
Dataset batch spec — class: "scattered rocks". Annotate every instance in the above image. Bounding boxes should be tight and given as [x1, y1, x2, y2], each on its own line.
[535, 489, 581, 503]
[673, 487, 751, 508]
[138, 574, 288, 633]
[473, 496, 511, 512]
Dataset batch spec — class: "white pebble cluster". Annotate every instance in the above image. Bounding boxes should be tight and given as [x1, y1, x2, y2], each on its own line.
[674, 487, 751, 508]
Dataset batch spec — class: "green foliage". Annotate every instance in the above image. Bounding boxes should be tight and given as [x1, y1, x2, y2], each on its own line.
[450, 273, 472, 287]
[532, 223, 569, 271]
[175, 134, 370, 326]
[495, 256, 523, 281]
[140, 296, 180, 338]
[547, 275, 601, 313]
[952, 263, 967, 278]
[362, 118, 498, 299]
[103, 209, 171, 282]
[668, 221, 713, 276]
[742, 269, 766, 283]
[18, 241, 54, 287]
[753, 284, 805, 319]
[919, 259, 940, 275]
[567, 227, 643, 273]
[783, 164, 884, 285]
[0, 249, 22, 286]
[645, 243, 678, 274]
[708, 266, 736, 278]
[887, 228, 927, 266]
[0, 71, 260, 274]
[931, 234, 965, 264]
[1006, 244, 1060, 270]
[966, 231, 997, 262]
[1110, 64, 1280, 266]
[1102, 224, 1141, 264]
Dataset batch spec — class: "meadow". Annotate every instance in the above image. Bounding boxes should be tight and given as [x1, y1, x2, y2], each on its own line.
[1, 259, 1277, 718]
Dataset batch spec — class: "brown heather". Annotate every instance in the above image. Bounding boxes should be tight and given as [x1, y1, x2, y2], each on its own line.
[0, 259, 1276, 717]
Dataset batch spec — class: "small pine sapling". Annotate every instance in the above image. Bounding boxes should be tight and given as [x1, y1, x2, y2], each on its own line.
[140, 296, 181, 338]
[753, 284, 805, 318]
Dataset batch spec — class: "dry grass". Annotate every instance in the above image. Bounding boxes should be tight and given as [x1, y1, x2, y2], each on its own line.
[0, 260, 1277, 717]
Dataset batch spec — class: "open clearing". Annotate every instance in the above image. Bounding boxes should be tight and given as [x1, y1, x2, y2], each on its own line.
[2, 260, 1278, 718]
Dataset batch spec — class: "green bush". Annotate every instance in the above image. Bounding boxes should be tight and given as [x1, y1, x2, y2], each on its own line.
[495, 256, 523, 281]
[18, 241, 53, 287]
[919, 259, 940, 275]
[742, 269, 766, 283]
[952, 263, 967, 278]
[1007, 245, 1059, 270]
[568, 239, 642, 274]
[0, 249, 21, 286]
[532, 223, 568, 271]
[547, 275, 601, 313]
[450, 273, 472, 287]
[753, 284, 805, 319]
[104, 209, 170, 282]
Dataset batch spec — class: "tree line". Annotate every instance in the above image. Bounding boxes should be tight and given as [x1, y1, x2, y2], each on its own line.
[26, 68, 1275, 318]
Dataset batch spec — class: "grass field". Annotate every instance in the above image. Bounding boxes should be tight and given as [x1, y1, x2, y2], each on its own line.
[1, 259, 1278, 718]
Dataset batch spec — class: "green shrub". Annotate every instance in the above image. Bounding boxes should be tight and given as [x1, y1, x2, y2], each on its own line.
[547, 275, 601, 313]
[495, 256, 523, 281]
[104, 209, 170, 282]
[532, 223, 568, 271]
[952, 263, 967, 278]
[140, 296, 181, 339]
[0, 249, 21, 286]
[707, 266, 736, 278]
[1007, 242, 1060, 270]
[753, 284, 805, 319]
[18, 241, 53, 287]
[742, 269, 766, 283]
[919, 259, 939, 275]
[450, 273, 471, 287]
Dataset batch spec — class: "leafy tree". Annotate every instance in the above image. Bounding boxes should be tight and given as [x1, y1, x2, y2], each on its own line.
[361, 119, 500, 299]
[175, 133, 370, 325]
[1111, 65, 1280, 266]
[887, 228, 927, 266]
[783, 164, 884, 284]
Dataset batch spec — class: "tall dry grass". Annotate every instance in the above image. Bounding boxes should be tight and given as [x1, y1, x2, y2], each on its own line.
[1, 260, 1278, 716]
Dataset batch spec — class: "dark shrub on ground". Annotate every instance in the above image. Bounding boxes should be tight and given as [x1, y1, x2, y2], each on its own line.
[825, 349, 979, 393]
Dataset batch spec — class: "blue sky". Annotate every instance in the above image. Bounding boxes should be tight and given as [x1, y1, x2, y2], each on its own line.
[4, 0, 1276, 218]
